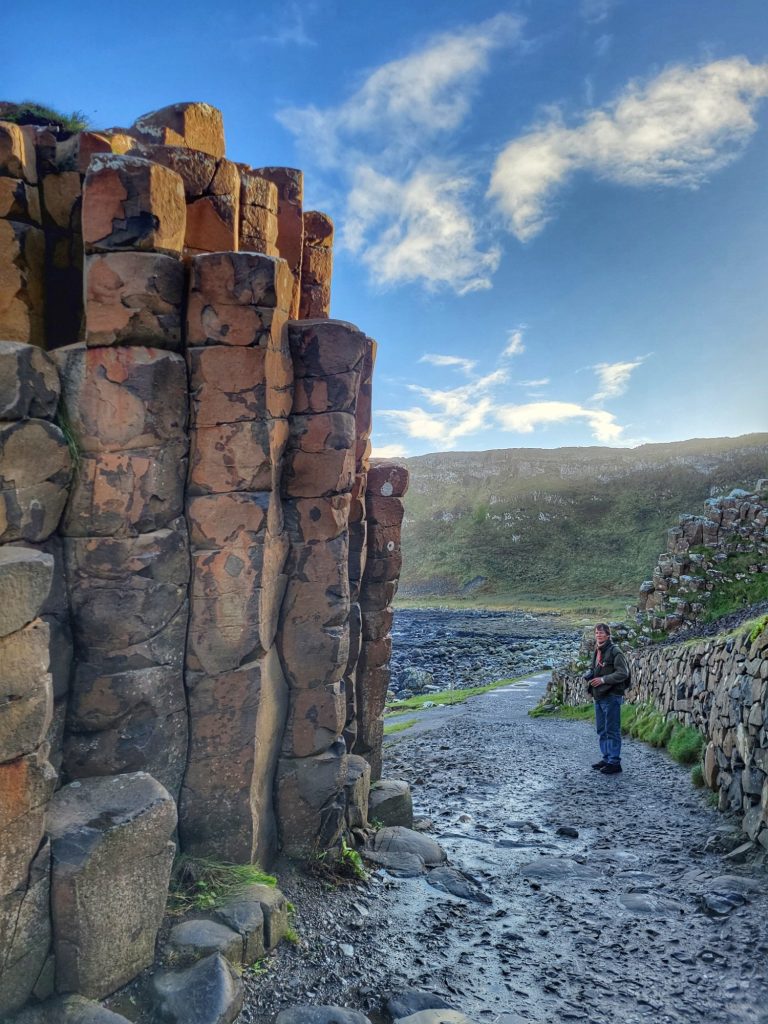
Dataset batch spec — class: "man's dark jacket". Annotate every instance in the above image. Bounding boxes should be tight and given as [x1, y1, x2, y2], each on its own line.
[585, 642, 630, 700]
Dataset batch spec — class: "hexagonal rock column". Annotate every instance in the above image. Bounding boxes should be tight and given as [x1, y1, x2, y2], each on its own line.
[253, 168, 303, 319]
[299, 211, 333, 319]
[0, 122, 45, 345]
[48, 772, 176, 999]
[355, 461, 409, 781]
[343, 338, 375, 753]
[180, 251, 294, 866]
[276, 319, 369, 855]
[55, 344, 190, 799]
[239, 170, 279, 257]
[0, 345, 71, 963]
[0, 543, 58, 1015]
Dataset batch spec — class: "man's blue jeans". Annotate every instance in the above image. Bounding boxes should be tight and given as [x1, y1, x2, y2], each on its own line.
[595, 694, 623, 765]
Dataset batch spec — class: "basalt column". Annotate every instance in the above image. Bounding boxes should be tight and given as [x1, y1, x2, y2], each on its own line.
[180, 250, 294, 866]
[0, 122, 45, 346]
[55, 154, 190, 800]
[0, 342, 70, 1014]
[276, 319, 368, 855]
[343, 338, 375, 752]
[355, 461, 410, 780]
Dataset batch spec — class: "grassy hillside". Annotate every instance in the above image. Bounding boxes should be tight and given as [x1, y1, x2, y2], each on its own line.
[398, 434, 768, 604]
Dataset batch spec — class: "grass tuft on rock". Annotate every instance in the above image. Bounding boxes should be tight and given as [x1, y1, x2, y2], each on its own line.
[168, 855, 276, 914]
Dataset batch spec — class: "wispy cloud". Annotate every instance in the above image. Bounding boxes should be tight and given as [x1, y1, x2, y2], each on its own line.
[580, 0, 620, 25]
[279, 13, 522, 166]
[591, 357, 645, 401]
[371, 443, 409, 459]
[419, 354, 477, 374]
[235, 2, 316, 49]
[380, 370, 507, 448]
[279, 14, 522, 294]
[503, 327, 526, 357]
[494, 400, 623, 443]
[343, 164, 500, 293]
[489, 57, 768, 241]
[374, 333, 653, 451]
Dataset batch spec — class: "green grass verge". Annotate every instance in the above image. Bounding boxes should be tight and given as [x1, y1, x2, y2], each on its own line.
[2, 100, 90, 131]
[529, 702, 595, 720]
[386, 677, 523, 712]
[704, 553, 768, 621]
[383, 717, 418, 735]
[532, 700, 705, 771]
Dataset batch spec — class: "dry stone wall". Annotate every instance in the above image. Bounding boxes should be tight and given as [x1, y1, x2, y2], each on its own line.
[633, 485, 768, 633]
[552, 620, 768, 853]
[0, 101, 408, 1016]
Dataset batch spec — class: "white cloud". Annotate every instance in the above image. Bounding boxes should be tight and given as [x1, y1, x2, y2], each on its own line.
[279, 13, 522, 166]
[419, 354, 477, 374]
[494, 401, 624, 443]
[580, 0, 619, 24]
[503, 328, 526, 357]
[591, 358, 645, 401]
[518, 378, 550, 387]
[489, 57, 768, 241]
[279, 15, 521, 294]
[379, 369, 506, 448]
[343, 164, 500, 294]
[370, 443, 409, 459]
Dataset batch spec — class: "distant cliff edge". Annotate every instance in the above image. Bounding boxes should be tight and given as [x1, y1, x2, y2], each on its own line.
[398, 433, 768, 601]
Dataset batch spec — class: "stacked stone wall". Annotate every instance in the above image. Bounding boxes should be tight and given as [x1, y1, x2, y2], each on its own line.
[552, 620, 768, 852]
[634, 484, 768, 633]
[0, 101, 408, 1015]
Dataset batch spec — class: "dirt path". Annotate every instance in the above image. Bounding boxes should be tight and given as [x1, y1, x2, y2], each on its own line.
[242, 674, 768, 1024]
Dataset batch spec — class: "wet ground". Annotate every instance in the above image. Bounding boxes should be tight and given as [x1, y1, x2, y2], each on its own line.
[242, 674, 768, 1024]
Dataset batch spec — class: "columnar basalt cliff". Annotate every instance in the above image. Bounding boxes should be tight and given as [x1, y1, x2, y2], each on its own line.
[0, 101, 407, 1015]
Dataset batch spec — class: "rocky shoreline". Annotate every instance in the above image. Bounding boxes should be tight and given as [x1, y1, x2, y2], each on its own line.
[389, 608, 579, 698]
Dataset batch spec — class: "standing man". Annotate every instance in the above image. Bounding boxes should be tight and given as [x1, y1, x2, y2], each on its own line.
[583, 623, 630, 775]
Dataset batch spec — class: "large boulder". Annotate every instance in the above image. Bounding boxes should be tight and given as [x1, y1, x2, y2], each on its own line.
[10, 993, 134, 1022]
[368, 779, 413, 828]
[150, 953, 243, 1024]
[275, 1009, 372, 1024]
[48, 772, 176, 999]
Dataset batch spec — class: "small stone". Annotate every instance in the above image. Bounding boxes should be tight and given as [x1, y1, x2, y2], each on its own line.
[10, 993, 133, 1022]
[386, 990, 455, 1020]
[556, 826, 579, 838]
[275, 1008, 372, 1024]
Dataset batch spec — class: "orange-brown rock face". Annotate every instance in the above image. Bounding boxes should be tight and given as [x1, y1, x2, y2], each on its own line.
[55, 338, 190, 798]
[253, 168, 303, 318]
[275, 319, 373, 855]
[299, 211, 333, 319]
[0, 123, 37, 184]
[0, 220, 45, 346]
[239, 170, 279, 257]
[180, 249, 294, 864]
[82, 155, 186, 256]
[354, 460, 409, 780]
[130, 103, 226, 159]
[85, 252, 185, 350]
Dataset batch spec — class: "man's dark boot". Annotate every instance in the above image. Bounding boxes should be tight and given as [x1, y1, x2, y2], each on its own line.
[600, 763, 622, 774]
[591, 760, 606, 770]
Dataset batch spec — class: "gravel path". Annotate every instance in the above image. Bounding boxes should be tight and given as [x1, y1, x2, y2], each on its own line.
[242, 674, 768, 1024]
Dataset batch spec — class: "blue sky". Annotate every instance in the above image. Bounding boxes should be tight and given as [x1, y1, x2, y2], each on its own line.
[5, 0, 768, 455]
